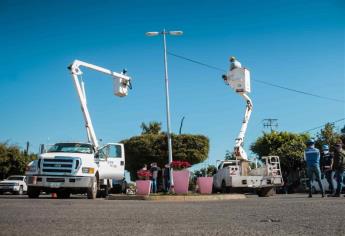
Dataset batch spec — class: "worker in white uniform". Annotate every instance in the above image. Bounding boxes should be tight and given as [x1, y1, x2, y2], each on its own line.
[229, 56, 242, 70]
[222, 56, 242, 82]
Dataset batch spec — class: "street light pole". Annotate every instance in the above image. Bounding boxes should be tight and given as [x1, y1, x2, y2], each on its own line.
[146, 29, 183, 192]
[162, 29, 175, 190]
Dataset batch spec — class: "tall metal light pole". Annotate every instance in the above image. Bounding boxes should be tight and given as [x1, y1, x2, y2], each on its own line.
[146, 29, 183, 191]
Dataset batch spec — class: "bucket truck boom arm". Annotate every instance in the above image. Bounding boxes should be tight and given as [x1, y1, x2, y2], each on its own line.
[68, 60, 131, 150]
[222, 61, 252, 160]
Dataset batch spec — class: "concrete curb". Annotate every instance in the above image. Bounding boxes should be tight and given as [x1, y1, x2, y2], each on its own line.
[107, 194, 246, 201]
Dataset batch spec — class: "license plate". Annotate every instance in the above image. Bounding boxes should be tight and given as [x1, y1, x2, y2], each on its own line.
[49, 183, 62, 188]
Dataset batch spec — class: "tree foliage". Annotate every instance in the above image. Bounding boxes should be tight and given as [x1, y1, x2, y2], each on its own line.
[250, 131, 310, 172]
[122, 122, 209, 180]
[0, 143, 36, 179]
[224, 150, 236, 160]
[315, 123, 342, 151]
[140, 121, 162, 135]
[193, 165, 217, 178]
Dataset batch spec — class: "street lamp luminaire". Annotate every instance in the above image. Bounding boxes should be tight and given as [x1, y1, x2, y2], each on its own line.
[146, 29, 183, 191]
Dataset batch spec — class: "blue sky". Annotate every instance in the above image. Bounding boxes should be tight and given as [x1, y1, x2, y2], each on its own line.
[1, 0, 344, 170]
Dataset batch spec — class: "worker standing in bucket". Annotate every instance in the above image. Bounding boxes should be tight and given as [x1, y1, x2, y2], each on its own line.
[229, 56, 242, 70]
[304, 139, 325, 198]
[222, 56, 242, 82]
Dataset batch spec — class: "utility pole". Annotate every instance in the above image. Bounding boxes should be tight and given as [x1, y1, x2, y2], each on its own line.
[179, 116, 185, 134]
[262, 119, 278, 132]
[25, 141, 30, 155]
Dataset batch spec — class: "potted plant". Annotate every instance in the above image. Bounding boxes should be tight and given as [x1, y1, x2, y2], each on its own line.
[136, 170, 152, 195]
[196, 166, 216, 194]
[171, 160, 191, 194]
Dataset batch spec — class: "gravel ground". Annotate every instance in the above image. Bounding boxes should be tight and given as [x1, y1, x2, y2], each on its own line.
[0, 194, 344, 236]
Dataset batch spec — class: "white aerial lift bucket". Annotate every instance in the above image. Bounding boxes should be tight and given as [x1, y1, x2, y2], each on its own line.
[114, 77, 130, 97]
[227, 68, 251, 93]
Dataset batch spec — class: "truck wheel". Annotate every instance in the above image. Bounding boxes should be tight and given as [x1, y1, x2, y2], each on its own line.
[221, 180, 230, 193]
[121, 180, 127, 194]
[87, 177, 97, 199]
[257, 187, 275, 197]
[27, 187, 40, 198]
[15, 186, 24, 195]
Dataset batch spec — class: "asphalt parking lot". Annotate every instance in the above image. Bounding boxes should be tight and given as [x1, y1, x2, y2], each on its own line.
[0, 194, 344, 236]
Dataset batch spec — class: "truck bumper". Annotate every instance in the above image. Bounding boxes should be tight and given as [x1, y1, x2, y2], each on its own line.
[27, 175, 94, 189]
[230, 176, 283, 188]
[0, 186, 20, 193]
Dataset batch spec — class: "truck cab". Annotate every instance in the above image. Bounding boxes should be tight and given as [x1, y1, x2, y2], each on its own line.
[0, 175, 27, 195]
[26, 142, 125, 199]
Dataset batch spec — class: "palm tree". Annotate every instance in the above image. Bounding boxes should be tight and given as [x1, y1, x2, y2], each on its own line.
[140, 121, 162, 135]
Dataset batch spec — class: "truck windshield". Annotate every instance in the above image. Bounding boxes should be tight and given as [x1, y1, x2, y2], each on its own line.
[47, 143, 93, 154]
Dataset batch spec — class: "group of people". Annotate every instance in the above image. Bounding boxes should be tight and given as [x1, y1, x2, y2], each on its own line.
[304, 139, 345, 197]
[140, 163, 170, 193]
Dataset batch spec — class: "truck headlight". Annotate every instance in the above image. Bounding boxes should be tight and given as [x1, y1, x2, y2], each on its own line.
[82, 167, 95, 174]
[14, 183, 19, 186]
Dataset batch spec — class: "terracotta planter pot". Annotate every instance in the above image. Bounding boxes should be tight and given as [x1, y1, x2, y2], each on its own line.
[173, 170, 190, 194]
[197, 177, 213, 194]
[136, 180, 151, 195]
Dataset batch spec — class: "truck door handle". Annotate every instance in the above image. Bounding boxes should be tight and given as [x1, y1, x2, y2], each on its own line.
[120, 161, 124, 166]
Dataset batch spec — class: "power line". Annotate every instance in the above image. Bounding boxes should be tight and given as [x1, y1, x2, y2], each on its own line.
[168, 52, 345, 103]
[303, 118, 345, 133]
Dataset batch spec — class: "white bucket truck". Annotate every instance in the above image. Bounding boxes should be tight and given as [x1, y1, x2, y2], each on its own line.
[213, 57, 283, 197]
[26, 60, 132, 199]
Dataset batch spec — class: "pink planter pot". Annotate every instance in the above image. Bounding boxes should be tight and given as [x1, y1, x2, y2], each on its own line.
[136, 180, 151, 195]
[197, 177, 213, 194]
[173, 170, 190, 194]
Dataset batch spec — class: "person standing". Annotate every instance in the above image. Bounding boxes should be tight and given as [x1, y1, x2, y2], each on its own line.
[321, 145, 334, 194]
[331, 142, 345, 197]
[150, 163, 161, 194]
[304, 139, 325, 198]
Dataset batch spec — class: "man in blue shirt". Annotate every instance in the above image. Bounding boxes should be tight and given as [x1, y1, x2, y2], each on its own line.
[304, 139, 325, 198]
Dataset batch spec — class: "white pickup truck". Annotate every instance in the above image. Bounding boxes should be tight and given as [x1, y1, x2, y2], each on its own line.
[213, 156, 284, 197]
[26, 142, 125, 199]
[0, 175, 28, 195]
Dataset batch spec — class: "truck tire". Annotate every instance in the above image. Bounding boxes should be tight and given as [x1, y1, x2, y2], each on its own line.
[221, 180, 231, 193]
[87, 177, 97, 199]
[257, 187, 275, 197]
[15, 186, 24, 195]
[27, 187, 40, 198]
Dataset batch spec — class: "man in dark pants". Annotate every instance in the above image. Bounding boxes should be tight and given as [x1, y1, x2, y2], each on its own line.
[150, 163, 161, 193]
[330, 142, 345, 197]
[321, 144, 334, 194]
[304, 139, 325, 198]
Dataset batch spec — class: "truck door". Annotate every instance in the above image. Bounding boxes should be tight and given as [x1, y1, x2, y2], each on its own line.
[97, 143, 125, 180]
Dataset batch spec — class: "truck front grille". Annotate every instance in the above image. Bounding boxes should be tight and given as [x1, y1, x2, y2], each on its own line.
[46, 178, 65, 183]
[41, 157, 79, 175]
[0, 183, 15, 187]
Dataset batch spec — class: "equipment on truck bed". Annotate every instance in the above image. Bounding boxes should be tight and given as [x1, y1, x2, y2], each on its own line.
[214, 57, 283, 196]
